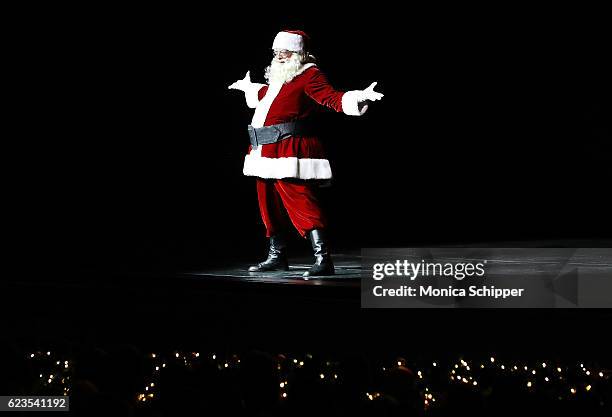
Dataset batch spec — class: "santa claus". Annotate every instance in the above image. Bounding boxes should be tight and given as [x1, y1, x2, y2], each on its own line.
[228, 30, 383, 277]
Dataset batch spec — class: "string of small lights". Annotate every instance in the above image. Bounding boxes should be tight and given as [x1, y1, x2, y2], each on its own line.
[23, 350, 609, 411]
[26, 351, 72, 397]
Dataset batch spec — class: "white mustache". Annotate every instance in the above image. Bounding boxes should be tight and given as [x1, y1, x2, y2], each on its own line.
[266, 56, 303, 84]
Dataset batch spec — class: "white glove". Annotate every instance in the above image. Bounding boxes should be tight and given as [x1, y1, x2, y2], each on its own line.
[228, 71, 253, 92]
[357, 82, 384, 102]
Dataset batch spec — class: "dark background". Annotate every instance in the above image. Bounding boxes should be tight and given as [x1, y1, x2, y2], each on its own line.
[9, 4, 610, 271]
[4, 5, 611, 358]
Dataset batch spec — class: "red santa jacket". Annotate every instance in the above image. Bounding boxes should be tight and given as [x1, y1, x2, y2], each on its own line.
[242, 64, 367, 180]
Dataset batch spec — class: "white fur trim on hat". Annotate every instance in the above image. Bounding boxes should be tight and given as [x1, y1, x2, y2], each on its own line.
[272, 31, 304, 52]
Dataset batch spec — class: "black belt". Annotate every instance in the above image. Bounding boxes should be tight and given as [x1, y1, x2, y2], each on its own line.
[247, 121, 312, 147]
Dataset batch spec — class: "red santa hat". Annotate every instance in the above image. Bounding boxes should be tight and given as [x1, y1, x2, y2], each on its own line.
[272, 30, 310, 53]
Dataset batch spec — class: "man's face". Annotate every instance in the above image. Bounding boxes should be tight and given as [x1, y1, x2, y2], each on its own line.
[272, 49, 294, 63]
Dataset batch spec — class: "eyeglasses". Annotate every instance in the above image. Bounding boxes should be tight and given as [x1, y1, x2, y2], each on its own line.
[272, 49, 294, 58]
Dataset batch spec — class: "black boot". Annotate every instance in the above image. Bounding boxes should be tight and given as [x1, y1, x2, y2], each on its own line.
[303, 229, 335, 277]
[248, 235, 289, 272]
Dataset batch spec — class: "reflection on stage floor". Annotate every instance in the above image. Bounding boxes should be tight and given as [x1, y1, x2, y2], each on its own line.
[183, 252, 361, 287]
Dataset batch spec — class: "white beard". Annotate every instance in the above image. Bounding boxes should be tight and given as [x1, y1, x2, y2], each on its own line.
[264, 54, 304, 84]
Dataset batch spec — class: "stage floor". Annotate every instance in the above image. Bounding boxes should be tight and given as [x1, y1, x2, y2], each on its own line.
[3, 242, 612, 353]
[183, 252, 361, 287]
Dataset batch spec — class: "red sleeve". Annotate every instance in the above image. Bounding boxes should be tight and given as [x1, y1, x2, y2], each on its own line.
[303, 68, 344, 113]
[257, 85, 269, 100]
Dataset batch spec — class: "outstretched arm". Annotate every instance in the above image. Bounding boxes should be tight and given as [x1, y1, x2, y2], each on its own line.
[228, 71, 267, 108]
[304, 68, 384, 116]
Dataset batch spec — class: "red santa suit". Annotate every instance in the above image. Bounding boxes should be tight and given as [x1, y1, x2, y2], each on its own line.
[241, 64, 367, 238]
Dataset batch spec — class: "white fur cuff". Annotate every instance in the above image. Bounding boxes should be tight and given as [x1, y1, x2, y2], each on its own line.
[342, 91, 368, 116]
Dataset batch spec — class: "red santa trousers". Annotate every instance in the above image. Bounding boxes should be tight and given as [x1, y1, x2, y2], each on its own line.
[256, 178, 326, 238]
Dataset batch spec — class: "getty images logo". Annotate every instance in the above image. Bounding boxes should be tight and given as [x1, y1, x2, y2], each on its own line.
[372, 260, 487, 281]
